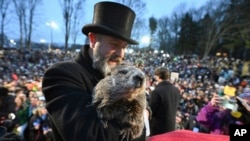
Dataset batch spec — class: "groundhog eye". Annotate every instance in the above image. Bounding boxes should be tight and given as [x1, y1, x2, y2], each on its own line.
[119, 70, 128, 74]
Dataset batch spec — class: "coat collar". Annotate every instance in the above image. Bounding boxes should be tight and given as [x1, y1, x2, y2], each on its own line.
[157, 80, 172, 86]
[75, 45, 104, 80]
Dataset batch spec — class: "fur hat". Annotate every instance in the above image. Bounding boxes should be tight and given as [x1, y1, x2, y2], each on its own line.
[82, 1, 138, 45]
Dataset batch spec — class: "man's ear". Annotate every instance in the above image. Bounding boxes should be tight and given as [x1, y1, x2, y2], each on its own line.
[88, 32, 97, 48]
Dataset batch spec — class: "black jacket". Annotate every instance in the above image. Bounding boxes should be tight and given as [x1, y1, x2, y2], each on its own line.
[0, 95, 15, 119]
[42, 45, 145, 141]
[149, 81, 181, 136]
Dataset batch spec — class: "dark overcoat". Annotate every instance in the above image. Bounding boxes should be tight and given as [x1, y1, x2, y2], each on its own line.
[149, 81, 181, 136]
[42, 45, 145, 141]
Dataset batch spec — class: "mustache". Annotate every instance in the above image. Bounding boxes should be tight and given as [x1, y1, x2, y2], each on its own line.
[109, 54, 123, 63]
[93, 54, 124, 76]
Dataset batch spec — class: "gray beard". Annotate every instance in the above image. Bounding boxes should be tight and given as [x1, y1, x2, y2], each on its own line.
[93, 56, 111, 76]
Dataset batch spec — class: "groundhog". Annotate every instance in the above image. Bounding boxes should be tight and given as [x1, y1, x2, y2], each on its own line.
[92, 64, 147, 141]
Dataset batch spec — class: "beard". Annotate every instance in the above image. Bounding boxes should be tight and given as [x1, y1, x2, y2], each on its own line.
[92, 49, 122, 76]
[93, 56, 110, 76]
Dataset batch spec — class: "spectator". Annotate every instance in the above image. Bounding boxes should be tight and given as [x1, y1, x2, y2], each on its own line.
[181, 99, 199, 131]
[196, 92, 250, 135]
[149, 67, 181, 136]
[175, 109, 185, 130]
[0, 126, 24, 141]
[26, 105, 52, 141]
[23, 91, 40, 140]
[0, 87, 16, 132]
[13, 93, 29, 137]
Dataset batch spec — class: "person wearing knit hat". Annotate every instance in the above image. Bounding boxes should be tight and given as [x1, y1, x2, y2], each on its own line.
[135, 59, 145, 69]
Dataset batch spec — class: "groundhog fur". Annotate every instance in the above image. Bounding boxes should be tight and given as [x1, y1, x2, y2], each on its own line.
[92, 64, 147, 141]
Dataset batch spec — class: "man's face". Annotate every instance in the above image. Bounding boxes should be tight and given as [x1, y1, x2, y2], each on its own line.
[92, 34, 128, 75]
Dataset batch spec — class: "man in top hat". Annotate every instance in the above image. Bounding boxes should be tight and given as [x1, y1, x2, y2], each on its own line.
[42, 1, 146, 141]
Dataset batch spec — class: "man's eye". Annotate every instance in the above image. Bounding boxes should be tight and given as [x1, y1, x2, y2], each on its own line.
[110, 42, 118, 47]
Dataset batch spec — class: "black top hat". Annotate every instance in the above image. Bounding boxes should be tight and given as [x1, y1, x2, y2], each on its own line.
[82, 1, 138, 45]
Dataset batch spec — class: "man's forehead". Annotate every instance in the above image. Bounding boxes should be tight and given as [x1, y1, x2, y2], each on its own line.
[105, 34, 127, 43]
[107, 35, 128, 47]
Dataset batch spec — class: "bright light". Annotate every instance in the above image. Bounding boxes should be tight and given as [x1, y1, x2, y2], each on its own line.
[154, 50, 158, 54]
[126, 48, 134, 54]
[140, 35, 150, 47]
[9, 39, 16, 45]
[46, 21, 58, 29]
[46, 21, 58, 51]
[163, 53, 170, 58]
[10, 39, 14, 43]
[40, 39, 46, 43]
[141, 36, 150, 44]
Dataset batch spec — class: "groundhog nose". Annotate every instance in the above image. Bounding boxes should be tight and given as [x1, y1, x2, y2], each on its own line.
[133, 75, 144, 88]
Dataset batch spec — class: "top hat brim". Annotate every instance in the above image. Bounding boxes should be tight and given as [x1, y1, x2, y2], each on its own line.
[82, 24, 139, 45]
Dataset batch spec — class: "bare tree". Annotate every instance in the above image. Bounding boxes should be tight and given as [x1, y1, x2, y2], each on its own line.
[25, 0, 40, 49]
[0, 0, 11, 48]
[148, 16, 157, 48]
[168, 3, 187, 54]
[12, 0, 40, 49]
[71, 0, 85, 48]
[12, 0, 26, 48]
[59, 0, 85, 53]
[240, 27, 250, 59]
[157, 17, 171, 53]
[59, 0, 72, 53]
[199, 0, 241, 58]
[116, 0, 147, 48]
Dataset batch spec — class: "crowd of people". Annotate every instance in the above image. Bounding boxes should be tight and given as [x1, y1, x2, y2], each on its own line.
[0, 45, 249, 141]
[1, 1, 250, 141]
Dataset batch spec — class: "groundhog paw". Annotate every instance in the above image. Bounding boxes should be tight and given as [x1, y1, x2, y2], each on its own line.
[120, 129, 132, 141]
[100, 120, 108, 128]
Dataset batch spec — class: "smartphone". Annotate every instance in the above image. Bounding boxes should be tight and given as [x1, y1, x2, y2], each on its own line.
[219, 96, 237, 111]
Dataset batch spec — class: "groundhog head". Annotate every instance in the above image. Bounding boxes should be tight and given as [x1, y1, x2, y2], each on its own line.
[92, 64, 147, 140]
